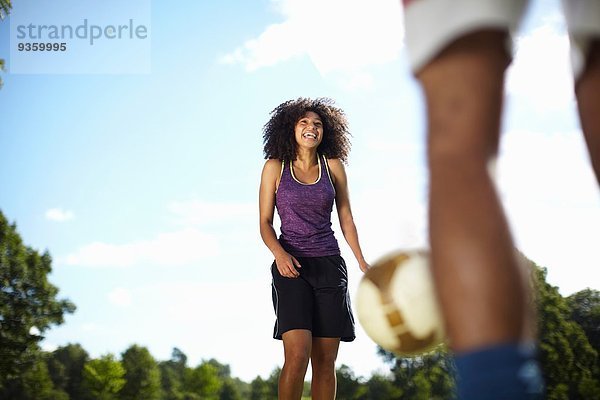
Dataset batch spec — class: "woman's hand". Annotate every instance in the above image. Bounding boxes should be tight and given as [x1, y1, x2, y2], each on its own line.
[275, 251, 302, 278]
[358, 259, 371, 273]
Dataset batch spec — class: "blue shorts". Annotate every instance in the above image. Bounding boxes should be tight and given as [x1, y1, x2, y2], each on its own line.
[454, 343, 544, 399]
[271, 255, 356, 341]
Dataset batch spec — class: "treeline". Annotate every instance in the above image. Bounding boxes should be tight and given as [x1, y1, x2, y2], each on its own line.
[1, 271, 598, 400]
[0, 344, 281, 400]
[0, 342, 441, 400]
[1, 210, 599, 399]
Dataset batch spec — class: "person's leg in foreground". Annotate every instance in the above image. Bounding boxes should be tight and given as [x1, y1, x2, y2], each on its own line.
[403, 1, 544, 398]
[575, 39, 600, 183]
[418, 28, 523, 351]
[402, 0, 600, 397]
[564, 0, 600, 183]
[418, 28, 542, 399]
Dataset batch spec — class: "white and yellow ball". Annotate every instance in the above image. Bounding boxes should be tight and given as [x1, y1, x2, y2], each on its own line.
[356, 250, 445, 356]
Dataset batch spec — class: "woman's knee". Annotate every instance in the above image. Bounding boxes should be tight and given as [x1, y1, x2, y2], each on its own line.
[283, 339, 311, 371]
[310, 341, 339, 371]
[284, 349, 310, 370]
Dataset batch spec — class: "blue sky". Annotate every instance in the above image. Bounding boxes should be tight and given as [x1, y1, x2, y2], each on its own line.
[1, 0, 599, 383]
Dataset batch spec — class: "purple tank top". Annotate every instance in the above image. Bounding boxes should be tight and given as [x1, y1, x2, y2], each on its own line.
[275, 154, 340, 257]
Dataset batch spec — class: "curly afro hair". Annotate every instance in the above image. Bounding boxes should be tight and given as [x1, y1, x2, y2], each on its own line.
[262, 97, 351, 163]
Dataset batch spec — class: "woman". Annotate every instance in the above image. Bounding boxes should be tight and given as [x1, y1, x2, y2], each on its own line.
[259, 97, 370, 399]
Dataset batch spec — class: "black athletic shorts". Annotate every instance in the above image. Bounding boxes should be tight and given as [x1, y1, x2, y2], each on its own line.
[271, 255, 356, 342]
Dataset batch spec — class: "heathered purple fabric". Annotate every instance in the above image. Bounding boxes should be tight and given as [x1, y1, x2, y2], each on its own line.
[275, 154, 340, 257]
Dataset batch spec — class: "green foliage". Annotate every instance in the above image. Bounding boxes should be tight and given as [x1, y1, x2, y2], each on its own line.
[159, 362, 184, 400]
[0, 0, 11, 19]
[0, 356, 69, 400]
[82, 354, 126, 400]
[532, 263, 600, 399]
[335, 364, 405, 400]
[0, 58, 5, 90]
[183, 360, 222, 400]
[359, 373, 403, 400]
[0, 211, 76, 384]
[157, 348, 244, 400]
[120, 345, 162, 400]
[249, 375, 274, 400]
[385, 351, 455, 399]
[225, 377, 250, 399]
[265, 367, 281, 398]
[0, 1, 9, 89]
[336, 364, 366, 399]
[159, 348, 188, 400]
[205, 358, 231, 379]
[219, 379, 242, 400]
[567, 288, 600, 355]
[21, 358, 69, 400]
[47, 343, 89, 400]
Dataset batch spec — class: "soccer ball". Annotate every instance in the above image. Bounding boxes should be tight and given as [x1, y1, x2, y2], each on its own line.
[356, 250, 445, 356]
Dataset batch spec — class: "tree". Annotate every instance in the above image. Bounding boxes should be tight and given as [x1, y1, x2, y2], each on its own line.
[160, 362, 184, 400]
[533, 263, 600, 399]
[223, 377, 249, 400]
[360, 373, 403, 400]
[0, 0, 11, 89]
[0, 211, 76, 385]
[184, 361, 222, 400]
[82, 354, 126, 400]
[567, 289, 600, 397]
[379, 349, 456, 400]
[265, 367, 281, 398]
[47, 343, 89, 400]
[336, 364, 365, 399]
[249, 376, 272, 400]
[567, 289, 600, 355]
[171, 348, 187, 372]
[0, 58, 5, 90]
[159, 348, 188, 400]
[0, 356, 68, 400]
[219, 380, 242, 400]
[205, 358, 231, 380]
[200, 358, 248, 400]
[0, 0, 10, 19]
[21, 358, 68, 400]
[120, 345, 162, 400]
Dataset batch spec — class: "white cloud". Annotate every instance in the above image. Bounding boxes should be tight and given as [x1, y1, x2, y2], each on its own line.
[41, 342, 58, 352]
[167, 200, 255, 226]
[498, 129, 600, 295]
[220, 0, 404, 78]
[108, 287, 133, 307]
[507, 21, 574, 111]
[498, 129, 598, 205]
[336, 71, 376, 91]
[46, 208, 75, 222]
[60, 200, 258, 270]
[81, 323, 98, 332]
[63, 228, 219, 268]
[29, 326, 41, 336]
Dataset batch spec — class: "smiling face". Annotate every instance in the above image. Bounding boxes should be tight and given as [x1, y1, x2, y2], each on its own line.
[294, 111, 324, 150]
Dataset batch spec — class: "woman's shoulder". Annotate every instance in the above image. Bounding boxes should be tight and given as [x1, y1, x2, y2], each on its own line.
[324, 157, 344, 171]
[262, 158, 283, 177]
[264, 158, 283, 169]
